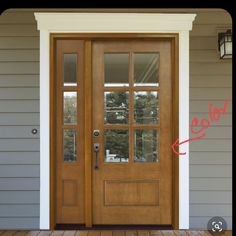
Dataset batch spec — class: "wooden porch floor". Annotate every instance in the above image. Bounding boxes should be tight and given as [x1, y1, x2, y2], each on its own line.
[0, 230, 232, 236]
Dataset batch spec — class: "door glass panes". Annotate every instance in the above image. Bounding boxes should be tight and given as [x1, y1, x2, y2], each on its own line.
[104, 53, 129, 87]
[134, 91, 159, 124]
[104, 91, 129, 124]
[63, 129, 77, 162]
[64, 92, 77, 124]
[134, 53, 159, 86]
[134, 130, 159, 162]
[64, 54, 77, 86]
[104, 130, 129, 163]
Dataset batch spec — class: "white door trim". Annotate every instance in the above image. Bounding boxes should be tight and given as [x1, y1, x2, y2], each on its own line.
[35, 12, 196, 229]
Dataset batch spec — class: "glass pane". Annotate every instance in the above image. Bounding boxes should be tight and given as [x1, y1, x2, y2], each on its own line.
[134, 130, 159, 162]
[64, 92, 77, 124]
[134, 91, 159, 124]
[105, 130, 129, 163]
[64, 54, 77, 86]
[104, 53, 129, 87]
[134, 53, 159, 86]
[104, 91, 129, 124]
[64, 129, 77, 162]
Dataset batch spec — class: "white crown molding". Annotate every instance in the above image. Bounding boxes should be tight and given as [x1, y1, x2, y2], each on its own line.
[35, 12, 196, 230]
[35, 13, 196, 32]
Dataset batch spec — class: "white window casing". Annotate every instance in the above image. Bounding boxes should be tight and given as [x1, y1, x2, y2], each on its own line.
[35, 12, 196, 229]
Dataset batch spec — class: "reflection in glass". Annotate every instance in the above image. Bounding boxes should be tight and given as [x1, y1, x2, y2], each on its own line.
[134, 130, 158, 162]
[64, 129, 77, 162]
[104, 91, 129, 124]
[64, 54, 77, 86]
[64, 92, 77, 124]
[134, 91, 159, 124]
[104, 53, 129, 87]
[105, 130, 129, 163]
[134, 53, 159, 86]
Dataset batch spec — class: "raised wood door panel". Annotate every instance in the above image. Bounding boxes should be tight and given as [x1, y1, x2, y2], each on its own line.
[92, 40, 172, 225]
[55, 40, 85, 223]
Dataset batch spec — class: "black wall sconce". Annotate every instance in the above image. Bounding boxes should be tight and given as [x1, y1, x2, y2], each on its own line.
[218, 29, 232, 59]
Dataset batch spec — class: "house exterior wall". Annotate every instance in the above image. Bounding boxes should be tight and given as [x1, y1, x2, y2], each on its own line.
[0, 9, 232, 229]
[0, 11, 40, 229]
[189, 11, 232, 229]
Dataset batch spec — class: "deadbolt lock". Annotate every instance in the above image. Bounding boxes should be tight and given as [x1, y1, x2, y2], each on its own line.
[93, 129, 100, 137]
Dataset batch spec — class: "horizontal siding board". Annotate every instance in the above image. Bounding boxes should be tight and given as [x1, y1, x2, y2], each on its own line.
[190, 216, 232, 230]
[189, 115, 232, 127]
[193, 11, 232, 25]
[0, 50, 39, 62]
[190, 37, 217, 50]
[0, 100, 39, 112]
[0, 25, 38, 37]
[0, 12, 36, 24]
[0, 205, 39, 217]
[0, 126, 40, 138]
[0, 113, 39, 125]
[190, 127, 232, 139]
[190, 139, 232, 152]
[190, 191, 232, 204]
[190, 75, 232, 88]
[190, 88, 232, 100]
[0, 37, 39, 49]
[0, 191, 39, 204]
[0, 87, 39, 99]
[190, 204, 232, 217]
[0, 165, 39, 177]
[190, 100, 232, 112]
[190, 165, 232, 178]
[190, 50, 221, 63]
[0, 217, 39, 229]
[0, 62, 39, 74]
[190, 24, 232, 37]
[0, 152, 40, 165]
[190, 62, 232, 75]
[190, 178, 232, 191]
[190, 152, 232, 165]
[0, 75, 39, 87]
[0, 139, 39, 152]
[0, 178, 39, 190]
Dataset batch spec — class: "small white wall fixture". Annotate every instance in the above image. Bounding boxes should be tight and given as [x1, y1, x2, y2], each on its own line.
[35, 12, 196, 229]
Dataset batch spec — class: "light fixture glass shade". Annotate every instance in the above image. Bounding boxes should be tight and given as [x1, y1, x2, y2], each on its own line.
[219, 30, 232, 59]
[224, 41, 232, 58]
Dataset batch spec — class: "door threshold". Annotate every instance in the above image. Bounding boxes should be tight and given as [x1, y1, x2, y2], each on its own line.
[55, 224, 173, 230]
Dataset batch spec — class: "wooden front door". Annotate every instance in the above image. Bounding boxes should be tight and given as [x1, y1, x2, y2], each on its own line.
[92, 40, 172, 225]
[54, 38, 173, 226]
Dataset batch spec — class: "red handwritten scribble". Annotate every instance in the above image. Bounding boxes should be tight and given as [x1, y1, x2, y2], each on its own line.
[172, 99, 230, 156]
[172, 133, 206, 155]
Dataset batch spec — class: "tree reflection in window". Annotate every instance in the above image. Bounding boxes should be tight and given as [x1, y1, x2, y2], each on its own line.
[63, 129, 77, 162]
[64, 92, 77, 124]
[134, 91, 159, 124]
[134, 130, 158, 162]
[105, 130, 129, 162]
[104, 91, 129, 124]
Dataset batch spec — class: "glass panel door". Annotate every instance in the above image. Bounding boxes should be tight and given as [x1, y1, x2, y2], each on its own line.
[93, 40, 172, 225]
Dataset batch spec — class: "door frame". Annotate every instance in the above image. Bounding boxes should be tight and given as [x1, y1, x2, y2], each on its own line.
[35, 12, 196, 230]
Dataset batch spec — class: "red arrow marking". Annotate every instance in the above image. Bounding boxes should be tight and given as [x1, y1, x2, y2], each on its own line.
[172, 133, 206, 155]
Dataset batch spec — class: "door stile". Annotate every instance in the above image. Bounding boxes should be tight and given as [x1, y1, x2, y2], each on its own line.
[84, 40, 93, 227]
